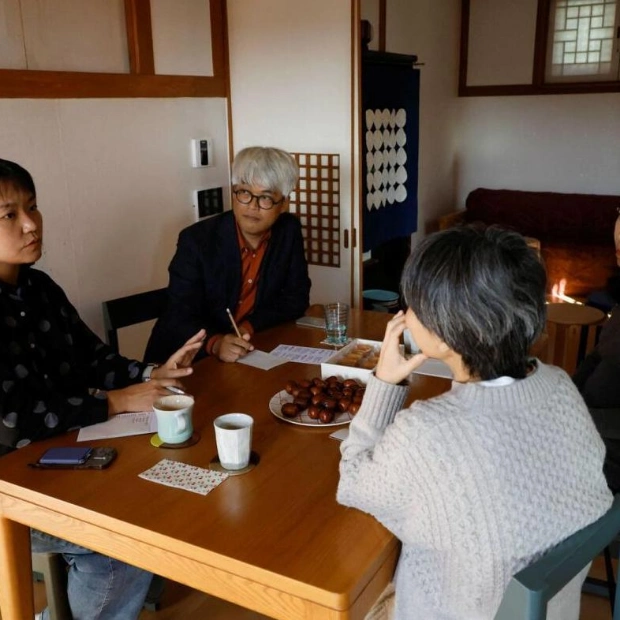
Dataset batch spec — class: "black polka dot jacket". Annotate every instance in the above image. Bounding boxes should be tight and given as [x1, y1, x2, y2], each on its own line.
[0, 267, 147, 451]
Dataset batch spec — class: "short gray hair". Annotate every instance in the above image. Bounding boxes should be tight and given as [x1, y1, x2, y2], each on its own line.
[401, 225, 547, 380]
[231, 147, 299, 196]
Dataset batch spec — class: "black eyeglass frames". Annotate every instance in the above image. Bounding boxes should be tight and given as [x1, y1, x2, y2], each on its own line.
[232, 189, 284, 210]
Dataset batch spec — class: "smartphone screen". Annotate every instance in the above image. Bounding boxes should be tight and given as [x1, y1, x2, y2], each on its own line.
[39, 447, 92, 465]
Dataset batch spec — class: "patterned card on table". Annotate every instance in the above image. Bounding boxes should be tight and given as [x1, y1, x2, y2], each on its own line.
[139, 459, 229, 495]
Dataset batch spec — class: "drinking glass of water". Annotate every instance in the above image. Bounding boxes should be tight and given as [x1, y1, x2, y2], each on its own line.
[323, 302, 350, 346]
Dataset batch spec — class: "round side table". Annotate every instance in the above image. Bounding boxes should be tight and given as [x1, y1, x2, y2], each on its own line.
[545, 303, 607, 375]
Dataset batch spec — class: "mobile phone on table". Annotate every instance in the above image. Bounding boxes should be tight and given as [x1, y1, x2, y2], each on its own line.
[31, 447, 117, 469]
[39, 447, 92, 465]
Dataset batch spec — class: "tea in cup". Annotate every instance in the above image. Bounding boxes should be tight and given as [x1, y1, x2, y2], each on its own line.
[213, 413, 253, 470]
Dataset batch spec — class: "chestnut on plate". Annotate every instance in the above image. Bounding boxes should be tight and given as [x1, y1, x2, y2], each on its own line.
[338, 398, 352, 412]
[281, 402, 300, 418]
[311, 393, 324, 406]
[321, 397, 337, 410]
[319, 409, 335, 424]
[307, 405, 322, 420]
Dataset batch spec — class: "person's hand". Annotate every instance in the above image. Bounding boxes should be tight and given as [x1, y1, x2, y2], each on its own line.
[375, 310, 427, 385]
[107, 380, 183, 415]
[151, 329, 206, 380]
[213, 332, 254, 363]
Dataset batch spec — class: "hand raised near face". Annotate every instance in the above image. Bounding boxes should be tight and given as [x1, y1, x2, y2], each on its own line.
[375, 311, 427, 385]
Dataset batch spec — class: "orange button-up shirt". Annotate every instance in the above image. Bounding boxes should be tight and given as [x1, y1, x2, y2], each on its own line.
[206, 224, 271, 355]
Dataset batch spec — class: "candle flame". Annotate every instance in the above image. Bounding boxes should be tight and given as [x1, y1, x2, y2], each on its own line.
[550, 278, 583, 305]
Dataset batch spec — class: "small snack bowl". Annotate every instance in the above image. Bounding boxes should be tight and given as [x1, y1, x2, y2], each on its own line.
[320, 339, 382, 383]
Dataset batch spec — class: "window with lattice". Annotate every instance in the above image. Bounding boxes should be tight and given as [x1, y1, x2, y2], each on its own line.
[546, 0, 620, 82]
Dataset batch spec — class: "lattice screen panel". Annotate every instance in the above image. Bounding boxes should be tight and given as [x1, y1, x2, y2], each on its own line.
[549, 0, 618, 78]
[289, 153, 341, 268]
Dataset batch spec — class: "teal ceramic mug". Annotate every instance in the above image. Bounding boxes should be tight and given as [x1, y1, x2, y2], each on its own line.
[153, 395, 194, 444]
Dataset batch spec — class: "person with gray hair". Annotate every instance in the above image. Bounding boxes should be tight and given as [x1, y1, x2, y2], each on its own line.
[146, 146, 311, 363]
[337, 225, 612, 620]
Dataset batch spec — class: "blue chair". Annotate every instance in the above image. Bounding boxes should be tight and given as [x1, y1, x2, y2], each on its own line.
[494, 494, 620, 619]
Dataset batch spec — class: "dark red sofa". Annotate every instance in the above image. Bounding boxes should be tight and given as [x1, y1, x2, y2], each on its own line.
[441, 188, 620, 297]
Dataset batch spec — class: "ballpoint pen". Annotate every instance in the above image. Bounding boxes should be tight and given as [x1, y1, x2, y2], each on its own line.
[226, 307, 243, 338]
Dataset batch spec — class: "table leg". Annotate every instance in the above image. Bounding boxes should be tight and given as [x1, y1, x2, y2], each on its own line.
[0, 516, 34, 620]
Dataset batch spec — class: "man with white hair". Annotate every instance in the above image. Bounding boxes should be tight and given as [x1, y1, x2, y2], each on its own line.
[146, 146, 311, 363]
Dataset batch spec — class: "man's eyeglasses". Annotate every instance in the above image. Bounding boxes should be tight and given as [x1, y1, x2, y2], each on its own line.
[233, 189, 284, 210]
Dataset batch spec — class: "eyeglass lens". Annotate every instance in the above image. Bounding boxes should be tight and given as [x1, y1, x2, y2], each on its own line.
[234, 189, 278, 210]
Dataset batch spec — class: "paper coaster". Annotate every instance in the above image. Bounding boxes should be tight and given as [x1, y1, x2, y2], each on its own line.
[150, 431, 201, 449]
[139, 458, 228, 495]
[208, 451, 260, 476]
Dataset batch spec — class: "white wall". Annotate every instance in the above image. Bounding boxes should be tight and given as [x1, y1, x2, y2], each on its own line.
[361, 0, 380, 50]
[467, 0, 537, 86]
[151, 0, 213, 76]
[455, 94, 620, 200]
[227, 0, 355, 306]
[0, 98, 230, 357]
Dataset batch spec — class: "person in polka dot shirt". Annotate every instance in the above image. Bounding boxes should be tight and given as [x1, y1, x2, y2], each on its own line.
[0, 158, 205, 619]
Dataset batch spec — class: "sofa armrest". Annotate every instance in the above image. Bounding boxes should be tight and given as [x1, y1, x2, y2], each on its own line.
[438, 210, 466, 231]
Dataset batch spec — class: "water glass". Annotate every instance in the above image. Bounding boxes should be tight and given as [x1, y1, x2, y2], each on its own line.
[323, 303, 350, 346]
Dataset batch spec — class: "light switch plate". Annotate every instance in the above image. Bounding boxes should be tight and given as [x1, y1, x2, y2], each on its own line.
[190, 138, 212, 167]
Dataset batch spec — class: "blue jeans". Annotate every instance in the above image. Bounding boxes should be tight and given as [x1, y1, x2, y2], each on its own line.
[31, 530, 152, 620]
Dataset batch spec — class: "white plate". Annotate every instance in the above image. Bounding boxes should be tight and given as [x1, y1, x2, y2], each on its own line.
[269, 390, 353, 427]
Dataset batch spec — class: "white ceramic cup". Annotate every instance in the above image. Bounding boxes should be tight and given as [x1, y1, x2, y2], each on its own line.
[153, 395, 194, 445]
[213, 413, 254, 470]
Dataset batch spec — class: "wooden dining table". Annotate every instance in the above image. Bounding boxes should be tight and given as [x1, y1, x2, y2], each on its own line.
[0, 309, 451, 620]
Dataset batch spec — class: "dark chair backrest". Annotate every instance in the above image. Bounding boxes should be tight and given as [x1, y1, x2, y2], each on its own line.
[102, 288, 167, 353]
[494, 494, 620, 619]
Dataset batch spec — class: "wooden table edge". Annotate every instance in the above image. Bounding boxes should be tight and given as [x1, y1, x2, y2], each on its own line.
[0, 487, 399, 619]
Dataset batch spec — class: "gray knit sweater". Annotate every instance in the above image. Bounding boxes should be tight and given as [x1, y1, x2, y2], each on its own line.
[337, 361, 612, 620]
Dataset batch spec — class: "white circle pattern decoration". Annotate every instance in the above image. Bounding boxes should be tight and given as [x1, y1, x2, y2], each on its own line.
[365, 108, 408, 211]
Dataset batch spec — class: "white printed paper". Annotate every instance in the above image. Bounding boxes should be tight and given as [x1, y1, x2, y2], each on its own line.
[269, 344, 335, 364]
[236, 349, 288, 370]
[77, 412, 157, 441]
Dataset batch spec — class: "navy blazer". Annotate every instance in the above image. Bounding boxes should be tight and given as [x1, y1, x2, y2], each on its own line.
[145, 211, 311, 362]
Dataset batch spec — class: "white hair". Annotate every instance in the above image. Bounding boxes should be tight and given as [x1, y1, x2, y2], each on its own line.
[231, 147, 299, 196]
